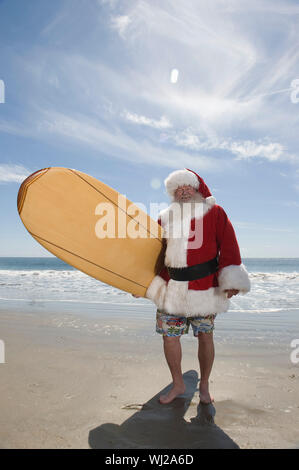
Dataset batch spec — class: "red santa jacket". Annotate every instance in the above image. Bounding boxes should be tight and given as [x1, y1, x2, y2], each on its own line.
[145, 196, 250, 317]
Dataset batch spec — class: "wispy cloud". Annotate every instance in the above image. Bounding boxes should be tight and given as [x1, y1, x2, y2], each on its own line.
[98, 0, 119, 8]
[0, 164, 31, 183]
[38, 110, 220, 171]
[222, 140, 287, 162]
[222, 0, 299, 15]
[111, 15, 131, 38]
[159, 128, 296, 163]
[283, 201, 299, 208]
[122, 111, 172, 129]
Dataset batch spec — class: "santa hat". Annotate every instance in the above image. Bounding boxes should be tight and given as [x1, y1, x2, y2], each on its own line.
[164, 168, 216, 205]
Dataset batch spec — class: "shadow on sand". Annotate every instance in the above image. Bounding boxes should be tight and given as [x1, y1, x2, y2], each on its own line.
[88, 370, 239, 449]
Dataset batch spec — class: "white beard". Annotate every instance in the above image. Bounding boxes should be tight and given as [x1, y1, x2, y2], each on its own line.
[171, 191, 205, 208]
[159, 193, 215, 268]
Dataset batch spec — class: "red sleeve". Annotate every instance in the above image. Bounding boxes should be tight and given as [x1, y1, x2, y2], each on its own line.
[216, 206, 241, 271]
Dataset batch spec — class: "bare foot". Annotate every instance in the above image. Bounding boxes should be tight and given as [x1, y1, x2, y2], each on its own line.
[159, 383, 186, 404]
[199, 382, 214, 404]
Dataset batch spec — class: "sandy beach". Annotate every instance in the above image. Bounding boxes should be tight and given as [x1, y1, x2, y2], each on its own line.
[0, 303, 298, 449]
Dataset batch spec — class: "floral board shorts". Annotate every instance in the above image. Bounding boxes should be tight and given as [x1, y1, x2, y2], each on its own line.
[156, 309, 217, 337]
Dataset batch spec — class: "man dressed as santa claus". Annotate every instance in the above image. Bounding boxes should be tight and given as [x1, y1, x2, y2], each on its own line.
[144, 168, 251, 405]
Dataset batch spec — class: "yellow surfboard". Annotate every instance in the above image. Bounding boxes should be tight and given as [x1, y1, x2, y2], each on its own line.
[17, 167, 164, 297]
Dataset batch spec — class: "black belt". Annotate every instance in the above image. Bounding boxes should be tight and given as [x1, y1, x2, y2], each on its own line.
[167, 256, 218, 281]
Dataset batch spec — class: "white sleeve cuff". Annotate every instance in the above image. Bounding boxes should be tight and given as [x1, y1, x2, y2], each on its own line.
[218, 263, 251, 294]
[145, 275, 167, 307]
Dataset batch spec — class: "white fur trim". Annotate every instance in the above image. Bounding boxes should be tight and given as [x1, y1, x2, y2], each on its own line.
[163, 280, 229, 316]
[217, 263, 251, 294]
[164, 169, 199, 197]
[146, 275, 230, 317]
[145, 275, 167, 309]
[205, 196, 216, 206]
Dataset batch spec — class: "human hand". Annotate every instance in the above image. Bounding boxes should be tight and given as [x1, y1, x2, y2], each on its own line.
[224, 289, 239, 298]
[132, 293, 141, 298]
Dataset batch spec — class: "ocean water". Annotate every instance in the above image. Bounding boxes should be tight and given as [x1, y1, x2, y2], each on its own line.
[0, 257, 298, 315]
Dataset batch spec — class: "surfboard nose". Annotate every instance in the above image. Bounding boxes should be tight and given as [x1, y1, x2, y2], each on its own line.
[17, 167, 50, 215]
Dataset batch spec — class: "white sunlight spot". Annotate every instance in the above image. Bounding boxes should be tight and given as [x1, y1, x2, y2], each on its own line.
[170, 69, 179, 84]
[164, 89, 248, 121]
[150, 178, 161, 189]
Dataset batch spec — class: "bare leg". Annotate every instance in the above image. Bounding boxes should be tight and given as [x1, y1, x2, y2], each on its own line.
[159, 336, 186, 404]
[197, 331, 215, 404]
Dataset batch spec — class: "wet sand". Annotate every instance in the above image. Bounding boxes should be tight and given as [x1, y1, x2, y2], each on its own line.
[0, 305, 298, 449]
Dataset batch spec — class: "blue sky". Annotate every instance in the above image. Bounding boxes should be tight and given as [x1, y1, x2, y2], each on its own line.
[0, 0, 299, 257]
